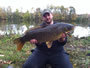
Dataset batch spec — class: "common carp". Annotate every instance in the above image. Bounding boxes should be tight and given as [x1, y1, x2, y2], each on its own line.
[14, 23, 74, 51]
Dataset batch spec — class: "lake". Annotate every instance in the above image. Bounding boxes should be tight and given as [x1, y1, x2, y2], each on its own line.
[0, 21, 90, 38]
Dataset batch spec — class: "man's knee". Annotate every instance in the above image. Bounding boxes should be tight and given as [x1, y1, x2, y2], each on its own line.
[22, 61, 42, 68]
[22, 63, 34, 68]
[22, 63, 29, 68]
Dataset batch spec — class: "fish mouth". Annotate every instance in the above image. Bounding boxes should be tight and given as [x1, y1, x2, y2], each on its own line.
[65, 30, 74, 37]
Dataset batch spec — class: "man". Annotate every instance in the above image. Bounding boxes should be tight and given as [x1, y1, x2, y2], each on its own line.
[23, 9, 73, 68]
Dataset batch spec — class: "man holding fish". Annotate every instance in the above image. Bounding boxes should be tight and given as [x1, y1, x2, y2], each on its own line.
[22, 9, 73, 68]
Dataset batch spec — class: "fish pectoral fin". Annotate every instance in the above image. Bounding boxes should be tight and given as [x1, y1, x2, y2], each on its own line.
[46, 41, 52, 48]
[65, 32, 72, 37]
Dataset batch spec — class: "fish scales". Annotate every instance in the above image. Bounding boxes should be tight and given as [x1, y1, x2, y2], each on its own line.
[23, 25, 59, 42]
[14, 23, 74, 51]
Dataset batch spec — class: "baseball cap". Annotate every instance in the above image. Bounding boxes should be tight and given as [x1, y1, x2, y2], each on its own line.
[42, 9, 52, 16]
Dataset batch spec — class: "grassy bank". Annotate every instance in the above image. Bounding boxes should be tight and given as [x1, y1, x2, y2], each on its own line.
[65, 36, 90, 68]
[0, 35, 90, 68]
[0, 35, 35, 68]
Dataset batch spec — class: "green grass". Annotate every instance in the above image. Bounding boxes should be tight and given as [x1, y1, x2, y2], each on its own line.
[65, 36, 90, 68]
[0, 35, 35, 68]
[0, 35, 90, 68]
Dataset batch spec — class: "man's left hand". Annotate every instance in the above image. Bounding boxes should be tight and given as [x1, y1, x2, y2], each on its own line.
[58, 33, 67, 42]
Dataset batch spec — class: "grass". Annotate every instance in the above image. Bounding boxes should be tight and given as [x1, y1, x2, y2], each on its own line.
[0, 35, 35, 68]
[0, 35, 90, 68]
[65, 36, 90, 68]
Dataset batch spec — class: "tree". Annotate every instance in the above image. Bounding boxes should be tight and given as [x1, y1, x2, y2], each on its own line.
[35, 8, 41, 24]
[7, 6, 12, 21]
[69, 6, 77, 22]
[13, 9, 20, 23]
[23, 10, 30, 21]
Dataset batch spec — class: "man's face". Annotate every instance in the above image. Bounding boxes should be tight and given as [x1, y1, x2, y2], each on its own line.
[42, 13, 53, 24]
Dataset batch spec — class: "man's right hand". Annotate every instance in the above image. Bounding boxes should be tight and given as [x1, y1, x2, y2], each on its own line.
[30, 39, 38, 44]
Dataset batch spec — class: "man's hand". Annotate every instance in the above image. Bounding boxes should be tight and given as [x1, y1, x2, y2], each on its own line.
[30, 39, 38, 44]
[58, 33, 67, 42]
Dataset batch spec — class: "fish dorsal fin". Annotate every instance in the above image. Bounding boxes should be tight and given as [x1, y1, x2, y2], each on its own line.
[46, 41, 52, 48]
[25, 26, 42, 34]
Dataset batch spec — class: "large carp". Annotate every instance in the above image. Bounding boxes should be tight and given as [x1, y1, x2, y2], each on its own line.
[14, 23, 74, 51]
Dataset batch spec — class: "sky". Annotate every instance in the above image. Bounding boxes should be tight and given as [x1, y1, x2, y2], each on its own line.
[0, 0, 90, 14]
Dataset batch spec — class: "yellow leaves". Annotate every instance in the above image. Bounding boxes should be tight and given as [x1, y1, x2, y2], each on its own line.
[73, 63, 77, 67]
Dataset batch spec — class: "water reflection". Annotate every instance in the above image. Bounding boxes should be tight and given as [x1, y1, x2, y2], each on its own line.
[0, 24, 34, 35]
[0, 23, 90, 38]
[72, 26, 90, 38]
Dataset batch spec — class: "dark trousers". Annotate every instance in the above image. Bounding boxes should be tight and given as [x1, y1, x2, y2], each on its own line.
[22, 49, 73, 68]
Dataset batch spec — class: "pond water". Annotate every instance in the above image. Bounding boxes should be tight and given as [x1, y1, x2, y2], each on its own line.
[0, 23, 34, 35]
[0, 21, 90, 38]
[72, 26, 90, 38]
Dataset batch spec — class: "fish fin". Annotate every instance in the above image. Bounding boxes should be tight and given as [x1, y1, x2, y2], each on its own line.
[46, 41, 52, 48]
[65, 32, 72, 37]
[25, 26, 42, 34]
[71, 22, 77, 26]
[30, 26, 42, 30]
[13, 38, 25, 51]
[67, 33, 72, 37]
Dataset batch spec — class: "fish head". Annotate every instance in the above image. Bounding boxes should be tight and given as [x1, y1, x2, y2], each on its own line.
[60, 23, 74, 37]
[59, 23, 74, 34]
[65, 23, 74, 32]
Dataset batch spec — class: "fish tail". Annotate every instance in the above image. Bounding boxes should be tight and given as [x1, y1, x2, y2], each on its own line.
[14, 38, 25, 51]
